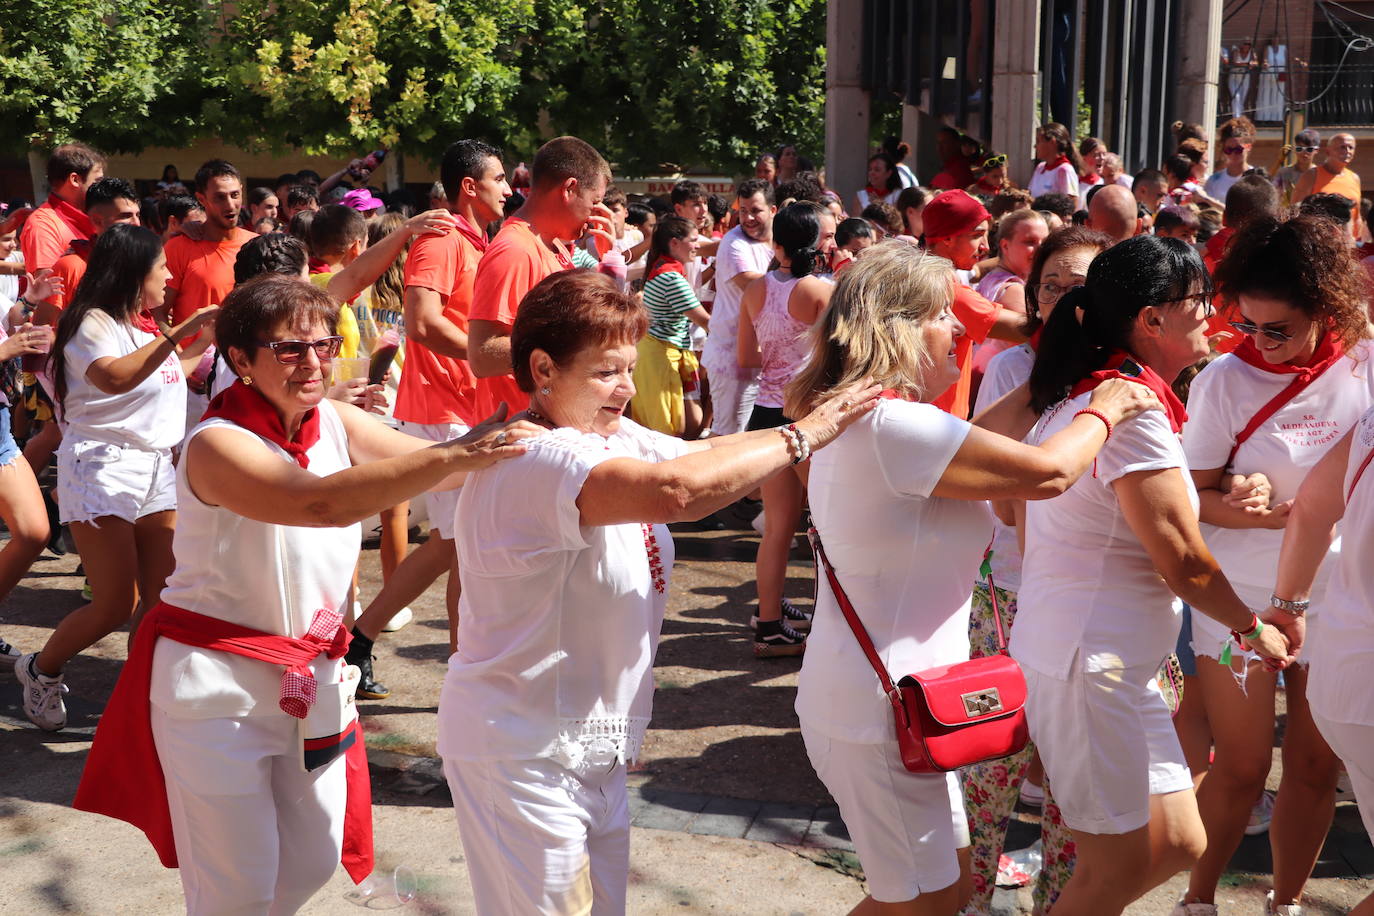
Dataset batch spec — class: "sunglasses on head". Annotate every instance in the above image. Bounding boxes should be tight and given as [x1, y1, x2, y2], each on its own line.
[1228, 320, 1293, 343]
[982, 154, 1007, 169]
[260, 336, 344, 364]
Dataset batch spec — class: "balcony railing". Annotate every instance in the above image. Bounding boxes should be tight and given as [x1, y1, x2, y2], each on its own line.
[1305, 63, 1374, 126]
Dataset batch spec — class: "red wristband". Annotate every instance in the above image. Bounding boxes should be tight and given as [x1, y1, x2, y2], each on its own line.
[1074, 408, 1113, 441]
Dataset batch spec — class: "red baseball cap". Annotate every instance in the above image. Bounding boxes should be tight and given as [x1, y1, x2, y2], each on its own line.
[921, 190, 990, 240]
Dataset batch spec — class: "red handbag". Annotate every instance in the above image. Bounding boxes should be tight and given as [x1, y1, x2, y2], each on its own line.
[809, 528, 1029, 773]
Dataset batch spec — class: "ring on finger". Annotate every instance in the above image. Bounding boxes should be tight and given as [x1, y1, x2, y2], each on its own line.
[494, 431, 508, 445]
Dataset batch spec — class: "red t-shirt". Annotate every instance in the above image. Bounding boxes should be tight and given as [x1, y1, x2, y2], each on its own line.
[395, 228, 483, 426]
[48, 244, 91, 312]
[932, 285, 1000, 419]
[468, 218, 572, 416]
[22, 197, 94, 303]
[164, 228, 257, 323]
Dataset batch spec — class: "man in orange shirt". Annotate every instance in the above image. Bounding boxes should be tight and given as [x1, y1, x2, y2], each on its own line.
[468, 136, 613, 415]
[923, 191, 1030, 418]
[1293, 132, 1363, 239]
[40, 178, 142, 325]
[346, 140, 512, 698]
[164, 160, 256, 341]
[21, 143, 105, 300]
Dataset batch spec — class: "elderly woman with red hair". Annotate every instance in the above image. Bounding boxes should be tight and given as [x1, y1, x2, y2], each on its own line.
[437, 269, 879, 914]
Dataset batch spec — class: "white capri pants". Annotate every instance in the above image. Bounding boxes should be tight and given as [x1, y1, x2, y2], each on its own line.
[801, 726, 969, 902]
[442, 755, 630, 916]
[705, 367, 759, 437]
[1024, 664, 1193, 834]
[1312, 711, 1374, 840]
[151, 706, 346, 916]
[397, 420, 469, 541]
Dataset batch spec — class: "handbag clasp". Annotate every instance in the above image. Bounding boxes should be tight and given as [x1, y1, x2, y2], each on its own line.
[961, 687, 1003, 718]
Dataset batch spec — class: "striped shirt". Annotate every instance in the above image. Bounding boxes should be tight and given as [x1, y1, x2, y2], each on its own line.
[644, 271, 700, 349]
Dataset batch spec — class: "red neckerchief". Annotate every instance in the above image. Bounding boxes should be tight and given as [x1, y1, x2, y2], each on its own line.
[1069, 350, 1187, 433]
[511, 217, 575, 271]
[1204, 226, 1235, 268]
[1043, 155, 1071, 172]
[974, 178, 1002, 195]
[203, 380, 321, 469]
[1028, 326, 1044, 352]
[453, 213, 488, 253]
[131, 311, 160, 333]
[44, 193, 95, 239]
[864, 185, 891, 200]
[308, 258, 332, 275]
[1082, 171, 1102, 184]
[1225, 330, 1345, 465]
[73, 602, 373, 884]
[646, 257, 688, 281]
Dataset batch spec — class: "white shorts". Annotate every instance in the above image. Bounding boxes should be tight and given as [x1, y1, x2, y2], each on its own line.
[442, 755, 629, 915]
[1024, 664, 1192, 834]
[57, 440, 176, 525]
[705, 367, 760, 437]
[398, 420, 469, 541]
[801, 727, 969, 902]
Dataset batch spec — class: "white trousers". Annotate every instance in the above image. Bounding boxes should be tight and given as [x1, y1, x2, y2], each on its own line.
[443, 756, 630, 916]
[151, 707, 346, 916]
[1313, 711, 1374, 840]
[705, 367, 760, 437]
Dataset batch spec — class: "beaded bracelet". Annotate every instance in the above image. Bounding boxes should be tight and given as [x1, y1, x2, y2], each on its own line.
[786, 423, 811, 462]
[778, 426, 803, 465]
[1073, 408, 1114, 441]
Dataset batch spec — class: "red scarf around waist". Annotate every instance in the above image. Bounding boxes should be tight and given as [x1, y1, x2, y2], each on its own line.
[1069, 349, 1188, 433]
[646, 257, 687, 281]
[45, 193, 95, 239]
[203, 380, 321, 468]
[72, 602, 373, 884]
[1225, 330, 1346, 465]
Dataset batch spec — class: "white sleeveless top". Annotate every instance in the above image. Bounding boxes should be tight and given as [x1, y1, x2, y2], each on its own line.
[150, 400, 361, 718]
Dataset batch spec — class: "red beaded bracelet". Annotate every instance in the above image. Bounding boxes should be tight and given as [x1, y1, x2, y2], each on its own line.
[1073, 408, 1114, 441]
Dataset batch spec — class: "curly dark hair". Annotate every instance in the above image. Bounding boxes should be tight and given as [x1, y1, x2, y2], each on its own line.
[1212, 214, 1371, 351]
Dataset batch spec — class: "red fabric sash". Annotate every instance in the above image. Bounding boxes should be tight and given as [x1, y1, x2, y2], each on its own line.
[453, 213, 488, 253]
[72, 602, 374, 884]
[1225, 330, 1345, 466]
[646, 257, 688, 281]
[203, 380, 321, 469]
[45, 193, 95, 239]
[1069, 349, 1188, 433]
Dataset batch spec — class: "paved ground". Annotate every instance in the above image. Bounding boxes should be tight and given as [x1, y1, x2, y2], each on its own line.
[2, 507, 1372, 913]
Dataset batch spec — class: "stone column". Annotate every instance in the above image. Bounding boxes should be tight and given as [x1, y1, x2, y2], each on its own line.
[990, 0, 1042, 188]
[1175, 0, 1222, 134]
[826, 0, 870, 204]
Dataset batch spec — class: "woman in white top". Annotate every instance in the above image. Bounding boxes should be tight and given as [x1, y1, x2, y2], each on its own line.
[964, 226, 1113, 915]
[1204, 116, 1256, 204]
[14, 225, 219, 731]
[1026, 123, 1083, 201]
[1013, 235, 1290, 916]
[971, 210, 1048, 382]
[74, 274, 537, 914]
[1271, 407, 1374, 916]
[1172, 216, 1374, 916]
[437, 269, 877, 915]
[854, 152, 903, 215]
[738, 202, 836, 656]
[787, 241, 1156, 916]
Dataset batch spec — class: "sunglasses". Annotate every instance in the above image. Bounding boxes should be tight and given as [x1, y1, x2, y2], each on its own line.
[1228, 320, 1293, 343]
[982, 154, 1007, 169]
[261, 336, 344, 364]
[1223, 144, 1246, 154]
[1034, 281, 1083, 302]
[1294, 146, 1318, 153]
[1171, 292, 1216, 318]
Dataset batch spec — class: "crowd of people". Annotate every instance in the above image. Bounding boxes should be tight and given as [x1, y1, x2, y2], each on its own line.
[0, 118, 1371, 916]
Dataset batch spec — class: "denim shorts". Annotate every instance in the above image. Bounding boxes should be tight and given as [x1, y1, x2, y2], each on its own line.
[0, 406, 19, 468]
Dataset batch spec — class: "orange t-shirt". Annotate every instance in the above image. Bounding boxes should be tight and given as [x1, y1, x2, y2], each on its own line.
[164, 228, 257, 322]
[932, 285, 1000, 419]
[1311, 164, 1363, 237]
[22, 200, 93, 305]
[48, 246, 90, 312]
[469, 218, 573, 416]
[395, 228, 483, 426]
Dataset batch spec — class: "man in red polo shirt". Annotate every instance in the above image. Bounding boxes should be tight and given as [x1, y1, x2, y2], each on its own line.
[41, 178, 142, 325]
[346, 140, 512, 699]
[468, 136, 613, 414]
[923, 190, 1030, 418]
[21, 143, 105, 296]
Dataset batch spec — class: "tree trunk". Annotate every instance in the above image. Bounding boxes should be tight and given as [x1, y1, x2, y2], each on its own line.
[27, 146, 48, 204]
[382, 150, 404, 192]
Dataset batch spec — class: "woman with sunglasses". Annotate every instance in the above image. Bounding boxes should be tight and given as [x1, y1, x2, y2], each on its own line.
[15, 224, 219, 730]
[1170, 215, 1373, 916]
[1014, 235, 1291, 916]
[962, 226, 1113, 915]
[1272, 128, 1321, 211]
[73, 273, 537, 914]
[967, 153, 1012, 203]
[1203, 116, 1256, 205]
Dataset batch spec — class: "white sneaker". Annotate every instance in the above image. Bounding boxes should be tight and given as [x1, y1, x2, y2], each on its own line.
[16, 653, 68, 730]
[1245, 789, 1276, 835]
[0, 637, 21, 669]
[382, 606, 413, 632]
[1169, 901, 1218, 916]
[1266, 891, 1304, 915]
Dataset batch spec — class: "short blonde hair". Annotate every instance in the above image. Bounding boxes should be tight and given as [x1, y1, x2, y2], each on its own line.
[785, 241, 954, 416]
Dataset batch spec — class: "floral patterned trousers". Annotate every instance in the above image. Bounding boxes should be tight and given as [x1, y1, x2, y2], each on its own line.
[960, 582, 1075, 915]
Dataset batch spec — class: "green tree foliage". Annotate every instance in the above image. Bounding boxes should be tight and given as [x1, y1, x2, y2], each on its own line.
[0, 0, 210, 153]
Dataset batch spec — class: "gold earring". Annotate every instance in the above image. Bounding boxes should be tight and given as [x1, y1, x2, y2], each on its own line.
[241, 375, 253, 386]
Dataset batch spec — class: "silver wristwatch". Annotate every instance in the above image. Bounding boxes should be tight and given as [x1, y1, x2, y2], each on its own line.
[1269, 594, 1309, 616]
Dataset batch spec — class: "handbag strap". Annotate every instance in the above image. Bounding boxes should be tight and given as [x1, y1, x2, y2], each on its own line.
[1347, 442, 1374, 503]
[807, 528, 901, 699]
[978, 543, 1011, 653]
